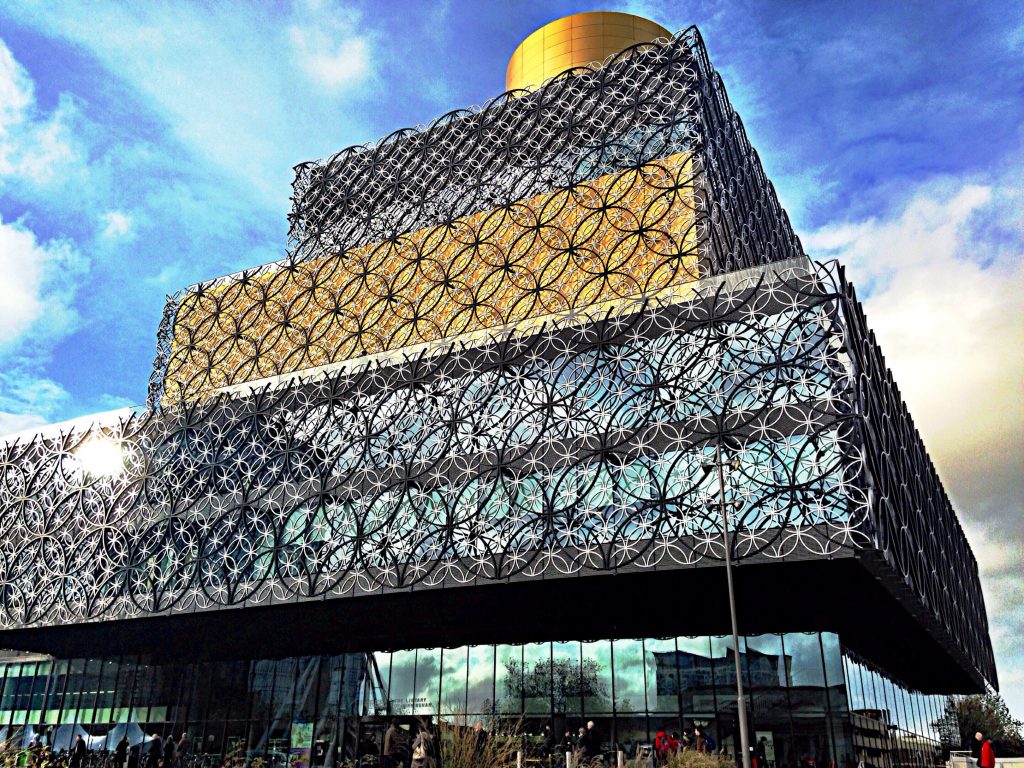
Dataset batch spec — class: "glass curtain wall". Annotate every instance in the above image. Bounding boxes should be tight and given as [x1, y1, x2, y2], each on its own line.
[0, 635, 945, 768]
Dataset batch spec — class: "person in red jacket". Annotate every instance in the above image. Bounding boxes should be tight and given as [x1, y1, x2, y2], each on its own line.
[977, 731, 996, 768]
[655, 730, 671, 765]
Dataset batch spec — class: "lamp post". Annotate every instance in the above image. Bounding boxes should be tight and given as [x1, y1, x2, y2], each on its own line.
[709, 435, 752, 768]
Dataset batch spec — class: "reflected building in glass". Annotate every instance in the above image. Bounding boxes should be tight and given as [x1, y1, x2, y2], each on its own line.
[0, 11, 998, 768]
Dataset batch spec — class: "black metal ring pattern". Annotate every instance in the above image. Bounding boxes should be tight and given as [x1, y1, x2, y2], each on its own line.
[148, 27, 804, 406]
[0, 23, 994, 691]
[0, 263, 996, 684]
[2, 264, 852, 621]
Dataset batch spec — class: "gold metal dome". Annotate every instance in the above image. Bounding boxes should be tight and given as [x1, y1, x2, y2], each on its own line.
[506, 11, 671, 93]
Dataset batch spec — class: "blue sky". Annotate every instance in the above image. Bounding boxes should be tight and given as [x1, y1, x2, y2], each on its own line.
[0, 0, 1021, 716]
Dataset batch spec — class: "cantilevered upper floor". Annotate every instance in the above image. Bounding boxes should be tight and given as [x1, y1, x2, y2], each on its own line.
[0, 18, 997, 697]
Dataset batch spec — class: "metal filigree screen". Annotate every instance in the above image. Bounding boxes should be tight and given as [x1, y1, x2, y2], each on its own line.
[149, 28, 801, 405]
[0, 26, 996, 687]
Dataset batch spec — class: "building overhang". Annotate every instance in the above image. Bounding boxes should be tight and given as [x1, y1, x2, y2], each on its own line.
[0, 546, 985, 695]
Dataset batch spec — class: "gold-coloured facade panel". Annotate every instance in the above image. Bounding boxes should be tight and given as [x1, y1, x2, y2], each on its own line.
[164, 153, 699, 402]
[506, 11, 671, 93]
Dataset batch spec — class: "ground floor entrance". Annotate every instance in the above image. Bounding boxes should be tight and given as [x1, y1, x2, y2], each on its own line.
[0, 633, 947, 768]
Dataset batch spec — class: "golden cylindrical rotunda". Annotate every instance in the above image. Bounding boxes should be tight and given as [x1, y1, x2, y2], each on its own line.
[506, 11, 671, 92]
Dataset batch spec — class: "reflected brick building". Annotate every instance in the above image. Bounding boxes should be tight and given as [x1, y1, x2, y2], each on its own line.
[0, 11, 996, 768]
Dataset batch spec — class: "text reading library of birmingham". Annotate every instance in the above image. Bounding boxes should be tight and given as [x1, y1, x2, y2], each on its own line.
[0, 11, 997, 768]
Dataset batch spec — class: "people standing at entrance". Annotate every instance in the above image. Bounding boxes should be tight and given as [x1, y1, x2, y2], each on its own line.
[70, 735, 88, 768]
[692, 727, 707, 753]
[471, 721, 489, 765]
[146, 735, 162, 768]
[115, 736, 129, 768]
[383, 719, 404, 768]
[411, 722, 434, 768]
[163, 733, 177, 768]
[976, 732, 995, 768]
[756, 736, 769, 768]
[176, 734, 190, 768]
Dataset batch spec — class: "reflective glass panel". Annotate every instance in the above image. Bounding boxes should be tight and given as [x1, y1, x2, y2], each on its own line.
[522, 642, 551, 715]
[613, 640, 644, 714]
[467, 645, 494, 716]
[581, 640, 613, 715]
[440, 647, 468, 714]
[551, 641, 582, 717]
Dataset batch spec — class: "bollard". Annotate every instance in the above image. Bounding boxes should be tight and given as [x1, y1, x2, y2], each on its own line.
[516, 749, 523, 768]
[618, 750, 625, 768]
[566, 751, 573, 768]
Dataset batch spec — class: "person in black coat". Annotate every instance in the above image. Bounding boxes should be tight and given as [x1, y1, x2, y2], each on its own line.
[114, 736, 129, 768]
[756, 737, 769, 768]
[583, 721, 600, 760]
[70, 735, 88, 768]
[560, 729, 574, 757]
[540, 724, 557, 762]
[146, 736, 162, 768]
[472, 722, 488, 765]
[162, 736, 177, 768]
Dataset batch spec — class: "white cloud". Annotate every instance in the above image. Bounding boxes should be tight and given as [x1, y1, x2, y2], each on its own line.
[804, 178, 1024, 494]
[0, 215, 85, 350]
[0, 39, 33, 133]
[0, 369, 71, 438]
[100, 210, 133, 240]
[0, 39, 83, 184]
[0, 411, 46, 437]
[804, 172, 1024, 703]
[289, 26, 369, 89]
[8, 3, 375, 208]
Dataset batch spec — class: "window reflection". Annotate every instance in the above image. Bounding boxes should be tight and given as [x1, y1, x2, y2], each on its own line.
[440, 646, 468, 714]
[581, 640, 613, 715]
[521, 642, 551, 715]
[0, 633, 948, 768]
[466, 645, 494, 716]
[551, 641, 583, 717]
[495, 644, 521, 716]
[412, 648, 441, 715]
[613, 640, 644, 715]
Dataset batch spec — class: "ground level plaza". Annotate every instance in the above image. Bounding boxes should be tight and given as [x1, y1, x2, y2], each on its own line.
[0, 632, 945, 767]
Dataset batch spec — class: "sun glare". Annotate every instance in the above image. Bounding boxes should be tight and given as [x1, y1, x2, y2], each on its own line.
[75, 436, 125, 478]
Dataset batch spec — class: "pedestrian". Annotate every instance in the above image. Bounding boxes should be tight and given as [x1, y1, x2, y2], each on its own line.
[692, 726, 707, 753]
[976, 732, 995, 768]
[162, 734, 176, 768]
[576, 727, 588, 761]
[411, 722, 434, 768]
[70, 736, 88, 768]
[472, 721, 488, 766]
[756, 736, 769, 768]
[383, 719, 403, 768]
[584, 721, 600, 761]
[541, 724, 557, 765]
[115, 736, 129, 768]
[145, 735, 162, 768]
[175, 734, 190, 768]
[561, 729, 575, 758]
[654, 730, 671, 765]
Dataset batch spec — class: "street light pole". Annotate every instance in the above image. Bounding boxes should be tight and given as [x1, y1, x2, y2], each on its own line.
[715, 439, 752, 768]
